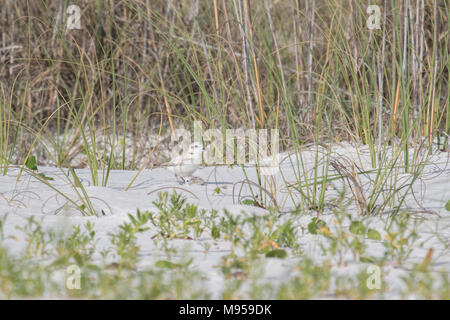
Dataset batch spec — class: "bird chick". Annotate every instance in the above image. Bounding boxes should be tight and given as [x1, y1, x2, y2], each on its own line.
[166, 142, 203, 184]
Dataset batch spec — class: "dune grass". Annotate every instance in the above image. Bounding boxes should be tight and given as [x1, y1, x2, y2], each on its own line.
[0, 0, 447, 159]
[0, 0, 449, 299]
[0, 191, 449, 299]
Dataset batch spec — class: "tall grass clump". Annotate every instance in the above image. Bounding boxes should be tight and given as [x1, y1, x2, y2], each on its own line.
[0, 0, 447, 214]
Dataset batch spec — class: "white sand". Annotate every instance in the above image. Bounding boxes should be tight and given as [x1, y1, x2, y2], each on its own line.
[1, 143, 449, 298]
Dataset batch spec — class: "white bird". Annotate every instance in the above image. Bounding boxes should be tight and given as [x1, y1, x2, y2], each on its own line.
[165, 142, 203, 184]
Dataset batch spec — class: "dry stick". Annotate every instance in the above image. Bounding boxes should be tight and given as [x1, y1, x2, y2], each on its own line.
[9, 0, 14, 77]
[147, 0, 158, 52]
[219, 0, 237, 124]
[232, 179, 278, 208]
[264, 0, 287, 92]
[293, 0, 303, 99]
[409, 2, 417, 120]
[293, 6, 300, 94]
[428, 0, 439, 151]
[164, 0, 176, 77]
[243, 0, 263, 127]
[148, 2, 174, 137]
[306, 0, 315, 124]
[187, 0, 199, 23]
[0, 45, 22, 52]
[211, 0, 224, 107]
[252, 52, 265, 127]
[52, 0, 63, 44]
[377, 0, 387, 164]
[165, 33, 245, 58]
[140, 3, 149, 114]
[393, 81, 401, 131]
[418, 0, 425, 134]
[401, 0, 409, 170]
[402, 0, 408, 88]
[243, 0, 264, 127]
[221, 0, 232, 44]
[1, 3, 5, 68]
[213, 0, 220, 36]
[414, 1, 420, 118]
[390, 0, 396, 120]
[330, 159, 368, 215]
[244, 0, 264, 127]
[166, 0, 175, 37]
[25, 3, 32, 125]
[196, 22, 220, 110]
[53, 0, 64, 147]
[232, 0, 255, 128]
[158, 67, 175, 138]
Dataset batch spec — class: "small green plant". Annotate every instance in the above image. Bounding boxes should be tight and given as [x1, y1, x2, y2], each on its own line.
[51, 222, 97, 268]
[24, 155, 54, 181]
[277, 257, 332, 299]
[308, 192, 382, 265]
[399, 248, 449, 299]
[16, 217, 53, 257]
[333, 267, 385, 299]
[445, 200, 450, 212]
[382, 212, 423, 265]
[110, 210, 151, 271]
[150, 191, 212, 240]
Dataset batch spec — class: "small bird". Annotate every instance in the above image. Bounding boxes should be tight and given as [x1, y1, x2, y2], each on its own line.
[166, 142, 203, 184]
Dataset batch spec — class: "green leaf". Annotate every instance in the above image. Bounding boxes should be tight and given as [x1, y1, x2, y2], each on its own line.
[74, 253, 84, 266]
[445, 200, 450, 212]
[211, 225, 220, 239]
[155, 260, 183, 269]
[360, 256, 375, 263]
[25, 155, 38, 171]
[242, 199, 256, 206]
[349, 221, 366, 235]
[38, 173, 54, 181]
[155, 258, 192, 269]
[265, 249, 287, 259]
[367, 228, 381, 240]
[307, 218, 327, 235]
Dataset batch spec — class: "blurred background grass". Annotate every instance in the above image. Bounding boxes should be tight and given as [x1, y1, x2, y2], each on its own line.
[0, 0, 448, 170]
